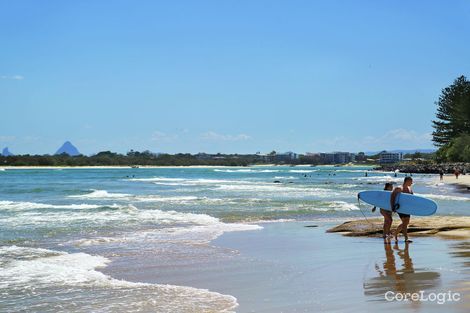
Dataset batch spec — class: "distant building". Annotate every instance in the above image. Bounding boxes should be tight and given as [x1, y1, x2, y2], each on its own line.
[379, 151, 403, 164]
[195, 153, 228, 160]
[255, 152, 271, 162]
[195, 153, 212, 160]
[333, 152, 355, 163]
[318, 152, 355, 164]
[274, 151, 299, 163]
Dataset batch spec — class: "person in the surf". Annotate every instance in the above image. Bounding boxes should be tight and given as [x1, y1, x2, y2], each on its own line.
[390, 176, 413, 243]
[372, 182, 394, 243]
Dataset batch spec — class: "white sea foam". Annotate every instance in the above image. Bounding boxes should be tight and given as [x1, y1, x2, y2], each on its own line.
[214, 169, 254, 173]
[215, 183, 350, 198]
[216, 183, 291, 192]
[0, 200, 103, 211]
[215, 182, 309, 191]
[130, 177, 246, 186]
[136, 195, 200, 203]
[129, 177, 187, 182]
[135, 195, 234, 204]
[0, 196, 233, 215]
[278, 201, 359, 212]
[326, 201, 360, 211]
[0, 202, 235, 229]
[0, 246, 238, 312]
[335, 183, 360, 189]
[214, 169, 279, 173]
[417, 193, 470, 201]
[68, 189, 131, 199]
[0, 246, 111, 288]
[289, 170, 317, 173]
[354, 175, 402, 183]
[74, 222, 262, 247]
[332, 169, 371, 173]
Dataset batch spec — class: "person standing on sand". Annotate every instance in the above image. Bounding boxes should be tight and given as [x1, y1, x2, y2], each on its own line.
[439, 169, 444, 181]
[372, 183, 394, 243]
[454, 168, 460, 179]
[390, 177, 413, 243]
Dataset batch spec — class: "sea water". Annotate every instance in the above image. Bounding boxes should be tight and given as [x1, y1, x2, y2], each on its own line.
[1, 166, 469, 312]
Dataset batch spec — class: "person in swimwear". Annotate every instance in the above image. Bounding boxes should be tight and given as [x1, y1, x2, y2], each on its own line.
[390, 176, 413, 243]
[372, 182, 394, 243]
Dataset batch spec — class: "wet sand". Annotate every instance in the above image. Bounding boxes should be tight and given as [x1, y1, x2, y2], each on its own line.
[328, 216, 470, 239]
[442, 174, 470, 191]
[101, 221, 470, 312]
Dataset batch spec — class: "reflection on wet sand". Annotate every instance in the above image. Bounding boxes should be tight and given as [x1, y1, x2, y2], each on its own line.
[364, 242, 441, 307]
[449, 241, 470, 308]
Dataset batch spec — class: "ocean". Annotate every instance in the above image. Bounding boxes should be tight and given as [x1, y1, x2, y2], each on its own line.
[1, 165, 469, 312]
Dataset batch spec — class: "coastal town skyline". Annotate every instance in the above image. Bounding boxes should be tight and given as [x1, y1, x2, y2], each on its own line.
[0, 140, 436, 157]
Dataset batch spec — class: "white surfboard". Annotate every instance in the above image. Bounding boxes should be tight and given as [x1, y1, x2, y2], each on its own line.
[358, 190, 438, 216]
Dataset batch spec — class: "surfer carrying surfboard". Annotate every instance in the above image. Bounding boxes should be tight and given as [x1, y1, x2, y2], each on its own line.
[390, 177, 413, 243]
[372, 182, 395, 242]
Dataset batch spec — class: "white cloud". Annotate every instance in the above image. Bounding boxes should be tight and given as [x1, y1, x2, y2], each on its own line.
[0, 135, 16, 142]
[1, 75, 24, 80]
[310, 129, 432, 152]
[362, 129, 431, 145]
[151, 131, 178, 142]
[200, 131, 252, 141]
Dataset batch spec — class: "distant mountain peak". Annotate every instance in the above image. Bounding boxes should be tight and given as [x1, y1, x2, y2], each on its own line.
[55, 141, 80, 156]
[2, 147, 13, 156]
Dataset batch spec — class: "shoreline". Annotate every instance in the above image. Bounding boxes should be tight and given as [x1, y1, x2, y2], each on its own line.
[0, 164, 372, 170]
[442, 174, 470, 190]
[378, 162, 470, 174]
[328, 216, 470, 239]
[102, 221, 470, 312]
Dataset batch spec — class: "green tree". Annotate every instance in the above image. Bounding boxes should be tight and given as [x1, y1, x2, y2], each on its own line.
[432, 75, 470, 146]
[438, 134, 470, 162]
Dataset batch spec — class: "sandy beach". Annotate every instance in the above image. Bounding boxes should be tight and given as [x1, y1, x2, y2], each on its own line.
[442, 174, 470, 190]
[101, 221, 470, 312]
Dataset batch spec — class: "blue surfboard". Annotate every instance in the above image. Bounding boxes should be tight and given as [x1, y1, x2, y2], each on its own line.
[358, 190, 438, 216]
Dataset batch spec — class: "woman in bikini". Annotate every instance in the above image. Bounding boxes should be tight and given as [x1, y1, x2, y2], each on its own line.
[372, 182, 394, 243]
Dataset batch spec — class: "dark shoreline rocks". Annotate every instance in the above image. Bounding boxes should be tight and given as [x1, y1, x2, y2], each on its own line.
[376, 162, 470, 174]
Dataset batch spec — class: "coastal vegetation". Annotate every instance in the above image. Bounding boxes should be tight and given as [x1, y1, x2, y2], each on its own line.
[432, 75, 470, 162]
[0, 151, 370, 167]
[0, 151, 257, 167]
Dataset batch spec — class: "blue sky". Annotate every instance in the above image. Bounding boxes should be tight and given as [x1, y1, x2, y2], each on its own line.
[1, 0, 470, 155]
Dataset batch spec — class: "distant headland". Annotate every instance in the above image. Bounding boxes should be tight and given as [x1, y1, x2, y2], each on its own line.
[0, 140, 440, 168]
